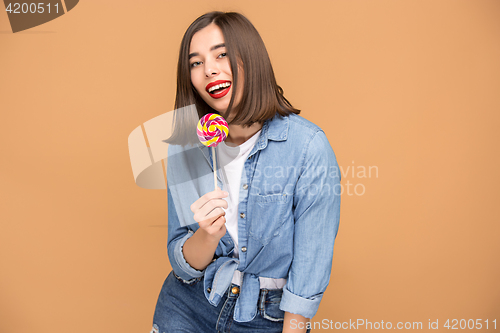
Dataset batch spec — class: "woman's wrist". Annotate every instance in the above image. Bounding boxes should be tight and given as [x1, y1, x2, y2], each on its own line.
[196, 226, 223, 245]
[182, 227, 221, 271]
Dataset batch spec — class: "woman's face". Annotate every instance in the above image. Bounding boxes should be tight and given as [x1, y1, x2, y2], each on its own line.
[189, 23, 243, 118]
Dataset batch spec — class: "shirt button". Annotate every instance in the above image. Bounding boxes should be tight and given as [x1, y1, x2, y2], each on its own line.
[241, 246, 247, 252]
[240, 213, 245, 218]
[231, 286, 240, 294]
[242, 184, 248, 190]
[207, 287, 211, 293]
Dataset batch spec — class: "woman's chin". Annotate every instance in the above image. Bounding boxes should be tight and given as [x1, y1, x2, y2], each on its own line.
[205, 101, 234, 121]
[214, 108, 231, 120]
[206, 103, 225, 114]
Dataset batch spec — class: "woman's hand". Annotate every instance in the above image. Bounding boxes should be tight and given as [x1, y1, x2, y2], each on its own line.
[190, 187, 229, 242]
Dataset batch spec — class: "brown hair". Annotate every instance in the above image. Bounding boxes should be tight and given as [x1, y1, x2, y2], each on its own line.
[165, 11, 300, 145]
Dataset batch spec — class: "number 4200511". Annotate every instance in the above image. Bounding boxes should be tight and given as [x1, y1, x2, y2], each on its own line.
[5, 3, 60, 14]
[444, 319, 496, 330]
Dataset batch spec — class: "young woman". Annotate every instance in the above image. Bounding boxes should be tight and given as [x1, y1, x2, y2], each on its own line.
[152, 11, 341, 333]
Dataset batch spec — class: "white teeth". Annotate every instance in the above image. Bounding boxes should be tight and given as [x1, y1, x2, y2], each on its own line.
[208, 82, 231, 93]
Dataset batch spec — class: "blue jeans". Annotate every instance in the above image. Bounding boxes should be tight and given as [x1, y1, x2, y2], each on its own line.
[152, 270, 311, 333]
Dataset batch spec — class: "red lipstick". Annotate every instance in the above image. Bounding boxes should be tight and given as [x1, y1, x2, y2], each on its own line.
[206, 80, 232, 99]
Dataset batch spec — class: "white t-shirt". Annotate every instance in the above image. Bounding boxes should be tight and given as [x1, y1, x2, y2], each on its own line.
[218, 129, 287, 289]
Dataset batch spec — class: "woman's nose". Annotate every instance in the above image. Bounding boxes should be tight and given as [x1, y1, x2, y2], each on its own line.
[204, 59, 219, 77]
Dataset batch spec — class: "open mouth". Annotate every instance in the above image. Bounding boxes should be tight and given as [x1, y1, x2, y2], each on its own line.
[206, 81, 231, 99]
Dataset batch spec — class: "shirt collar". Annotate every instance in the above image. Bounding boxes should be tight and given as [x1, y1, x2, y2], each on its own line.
[197, 113, 289, 155]
[194, 113, 290, 187]
[254, 113, 289, 151]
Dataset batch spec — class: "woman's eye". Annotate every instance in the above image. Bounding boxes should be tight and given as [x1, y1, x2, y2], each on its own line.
[218, 52, 227, 58]
[190, 61, 202, 68]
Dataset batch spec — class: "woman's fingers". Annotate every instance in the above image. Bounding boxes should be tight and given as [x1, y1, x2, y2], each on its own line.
[195, 206, 225, 227]
[190, 189, 229, 237]
[205, 215, 226, 236]
[190, 189, 228, 213]
[197, 198, 228, 218]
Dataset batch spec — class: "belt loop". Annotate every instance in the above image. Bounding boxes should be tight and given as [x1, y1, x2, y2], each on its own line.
[258, 289, 267, 311]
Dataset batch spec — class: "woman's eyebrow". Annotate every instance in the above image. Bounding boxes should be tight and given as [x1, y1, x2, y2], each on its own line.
[189, 43, 226, 59]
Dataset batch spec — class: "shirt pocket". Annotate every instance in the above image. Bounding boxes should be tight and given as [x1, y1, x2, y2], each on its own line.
[249, 192, 290, 246]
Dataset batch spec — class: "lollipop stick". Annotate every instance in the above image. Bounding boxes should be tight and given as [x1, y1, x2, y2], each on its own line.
[197, 113, 228, 191]
[212, 146, 217, 190]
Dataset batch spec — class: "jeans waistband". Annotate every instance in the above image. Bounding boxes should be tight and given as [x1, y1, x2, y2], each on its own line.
[228, 283, 285, 314]
[226, 281, 284, 311]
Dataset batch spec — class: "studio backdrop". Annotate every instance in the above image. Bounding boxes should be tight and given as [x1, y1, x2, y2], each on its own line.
[1, 1, 499, 332]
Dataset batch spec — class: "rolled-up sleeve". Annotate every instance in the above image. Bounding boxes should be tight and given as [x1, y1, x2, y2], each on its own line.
[167, 185, 205, 281]
[280, 130, 341, 318]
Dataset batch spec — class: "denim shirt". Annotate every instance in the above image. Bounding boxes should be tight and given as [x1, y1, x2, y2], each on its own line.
[166, 112, 341, 322]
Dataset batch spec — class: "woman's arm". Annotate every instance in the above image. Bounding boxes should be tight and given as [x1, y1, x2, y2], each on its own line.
[182, 188, 229, 270]
[182, 222, 223, 270]
[279, 130, 341, 319]
[283, 312, 310, 333]
[166, 186, 227, 280]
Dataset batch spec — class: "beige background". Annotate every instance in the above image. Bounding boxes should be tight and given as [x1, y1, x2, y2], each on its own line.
[1, 0, 499, 332]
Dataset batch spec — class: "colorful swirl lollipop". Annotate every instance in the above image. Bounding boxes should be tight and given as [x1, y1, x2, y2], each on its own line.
[197, 113, 229, 190]
[197, 113, 229, 147]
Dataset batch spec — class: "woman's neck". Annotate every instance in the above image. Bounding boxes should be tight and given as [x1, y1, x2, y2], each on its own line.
[225, 122, 263, 147]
